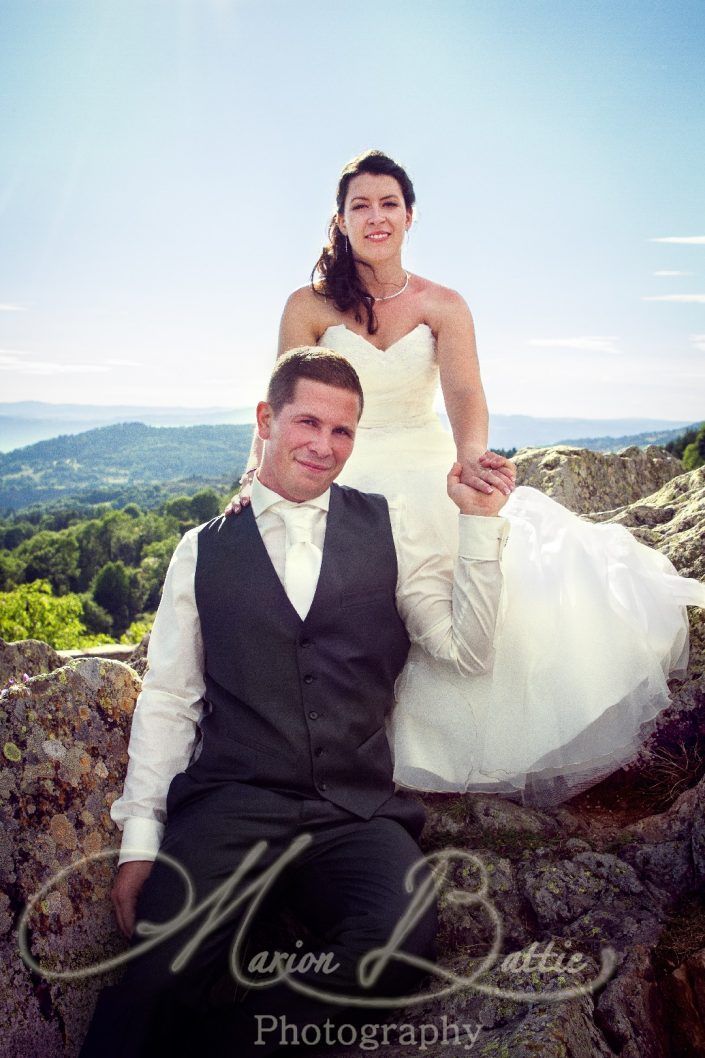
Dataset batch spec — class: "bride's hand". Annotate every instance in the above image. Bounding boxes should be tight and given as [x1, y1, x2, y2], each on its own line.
[223, 468, 256, 517]
[459, 449, 516, 496]
[447, 463, 509, 517]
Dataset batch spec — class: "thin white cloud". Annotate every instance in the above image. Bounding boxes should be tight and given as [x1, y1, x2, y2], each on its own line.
[649, 236, 705, 244]
[528, 336, 622, 355]
[653, 270, 691, 276]
[0, 303, 27, 312]
[642, 294, 705, 303]
[104, 358, 142, 367]
[692, 334, 705, 353]
[0, 349, 110, 375]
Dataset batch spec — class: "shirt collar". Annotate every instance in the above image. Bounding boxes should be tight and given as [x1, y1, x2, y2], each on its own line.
[251, 473, 331, 519]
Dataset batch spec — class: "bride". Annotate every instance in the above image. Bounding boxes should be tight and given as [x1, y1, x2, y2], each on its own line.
[233, 149, 705, 805]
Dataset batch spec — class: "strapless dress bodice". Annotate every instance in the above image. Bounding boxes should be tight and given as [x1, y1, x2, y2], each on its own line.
[319, 323, 440, 429]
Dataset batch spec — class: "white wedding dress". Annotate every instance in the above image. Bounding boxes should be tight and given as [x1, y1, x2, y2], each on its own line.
[319, 322, 705, 805]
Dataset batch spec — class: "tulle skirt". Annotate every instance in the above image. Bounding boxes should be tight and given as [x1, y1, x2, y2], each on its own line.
[336, 418, 705, 805]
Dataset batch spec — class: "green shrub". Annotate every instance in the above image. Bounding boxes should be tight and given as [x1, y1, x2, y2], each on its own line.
[0, 580, 88, 649]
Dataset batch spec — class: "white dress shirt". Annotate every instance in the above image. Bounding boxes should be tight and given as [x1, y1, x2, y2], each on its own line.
[112, 475, 509, 863]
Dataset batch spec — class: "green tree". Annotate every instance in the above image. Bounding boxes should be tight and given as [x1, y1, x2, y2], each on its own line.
[666, 425, 701, 460]
[120, 615, 155, 644]
[14, 530, 80, 594]
[81, 594, 114, 635]
[163, 495, 193, 521]
[96, 511, 143, 566]
[0, 521, 35, 550]
[138, 536, 179, 610]
[0, 551, 21, 592]
[189, 489, 221, 523]
[0, 580, 88, 649]
[73, 519, 111, 590]
[93, 561, 132, 632]
[683, 426, 705, 470]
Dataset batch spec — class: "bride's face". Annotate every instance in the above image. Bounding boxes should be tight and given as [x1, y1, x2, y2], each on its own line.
[337, 173, 412, 261]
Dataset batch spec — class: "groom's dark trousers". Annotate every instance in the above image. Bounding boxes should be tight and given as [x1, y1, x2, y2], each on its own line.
[79, 487, 438, 1057]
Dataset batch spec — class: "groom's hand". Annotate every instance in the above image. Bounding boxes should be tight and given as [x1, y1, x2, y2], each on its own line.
[447, 462, 508, 517]
[112, 860, 154, 939]
[460, 449, 516, 496]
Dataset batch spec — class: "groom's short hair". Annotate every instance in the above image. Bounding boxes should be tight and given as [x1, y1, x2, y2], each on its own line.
[267, 347, 364, 419]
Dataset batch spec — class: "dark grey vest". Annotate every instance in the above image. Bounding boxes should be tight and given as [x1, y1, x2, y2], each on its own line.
[191, 483, 410, 818]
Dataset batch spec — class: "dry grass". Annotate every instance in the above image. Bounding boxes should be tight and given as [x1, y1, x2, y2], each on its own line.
[646, 739, 705, 811]
[654, 892, 705, 978]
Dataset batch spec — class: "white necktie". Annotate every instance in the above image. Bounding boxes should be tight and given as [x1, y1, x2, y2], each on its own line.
[277, 504, 323, 619]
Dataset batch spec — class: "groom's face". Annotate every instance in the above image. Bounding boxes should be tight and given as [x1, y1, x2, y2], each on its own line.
[256, 378, 359, 502]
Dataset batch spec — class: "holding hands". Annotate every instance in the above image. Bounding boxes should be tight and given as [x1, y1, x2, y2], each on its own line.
[447, 461, 509, 517]
[459, 446, 516, 497]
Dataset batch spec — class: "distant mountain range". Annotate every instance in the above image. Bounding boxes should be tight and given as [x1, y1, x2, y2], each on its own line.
[0, 402, 695, 454]
[0, 422, 253, 511]
[488, 416, 696, 452]
[551, 424, 700, 453]
[0, 411, 698, 513]
[0, 402, 254, 452]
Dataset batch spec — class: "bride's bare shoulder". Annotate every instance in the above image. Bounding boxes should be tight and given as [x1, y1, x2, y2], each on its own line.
[282, 284, 339, 328]
[279, 285, 341, 352]
[283, 283, 324, 315]
[413, 276, 473, 327]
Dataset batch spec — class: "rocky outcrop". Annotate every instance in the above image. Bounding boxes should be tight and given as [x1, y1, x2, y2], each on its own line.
[664, 949, 705, 1058]
[127, 633, 150, 677]
[2, 454, 705, 1057]
[3, 651, 705, 1057]
[515, 444, 683, 514]
[0, 638, 64, 686]
[1, 658, 140, 1058]
[327, 774, 705, 1057]
[599, 465, 705, 581]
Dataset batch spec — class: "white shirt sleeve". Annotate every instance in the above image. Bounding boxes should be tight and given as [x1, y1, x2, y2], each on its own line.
[110, 527, 205, 864]
[390, 497, 509, 677]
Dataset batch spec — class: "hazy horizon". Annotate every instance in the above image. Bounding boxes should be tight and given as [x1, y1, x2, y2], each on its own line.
[0, 398, 695, 455]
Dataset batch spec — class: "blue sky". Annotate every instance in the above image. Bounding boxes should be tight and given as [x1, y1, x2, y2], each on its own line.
[1, 0, 703, 420]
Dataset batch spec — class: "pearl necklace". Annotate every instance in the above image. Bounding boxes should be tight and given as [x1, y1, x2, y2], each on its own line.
[372, 271, 410, 302]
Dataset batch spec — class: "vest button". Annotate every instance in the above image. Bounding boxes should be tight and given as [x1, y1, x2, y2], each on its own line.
[300, 638, 311, 648]
[314, 747, 324, 757]
[303, 674, 315, 684]
[308, 710, 319, 720]
[318, 782, 328, 792]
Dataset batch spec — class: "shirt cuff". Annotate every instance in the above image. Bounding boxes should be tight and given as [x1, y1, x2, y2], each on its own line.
[457, 515, 510, 559]
[117, 817, 165, 865]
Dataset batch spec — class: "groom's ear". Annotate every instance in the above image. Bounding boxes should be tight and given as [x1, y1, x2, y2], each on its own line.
[256, 401, 274, 440]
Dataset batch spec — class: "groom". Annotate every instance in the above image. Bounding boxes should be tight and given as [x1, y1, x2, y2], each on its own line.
[80, 347, 509, 1057]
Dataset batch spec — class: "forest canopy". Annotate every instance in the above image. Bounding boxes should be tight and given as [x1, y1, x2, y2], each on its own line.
[0, 488, 228, 648]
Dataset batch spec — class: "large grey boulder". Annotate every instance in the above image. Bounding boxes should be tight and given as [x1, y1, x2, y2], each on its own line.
[515, 444, 683, 515]
[1, 658, 140, 1058]
[0, 637, 64, 686]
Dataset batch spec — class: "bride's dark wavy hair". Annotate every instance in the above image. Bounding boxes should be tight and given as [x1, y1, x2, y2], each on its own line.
[311, 150, 416, 335]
